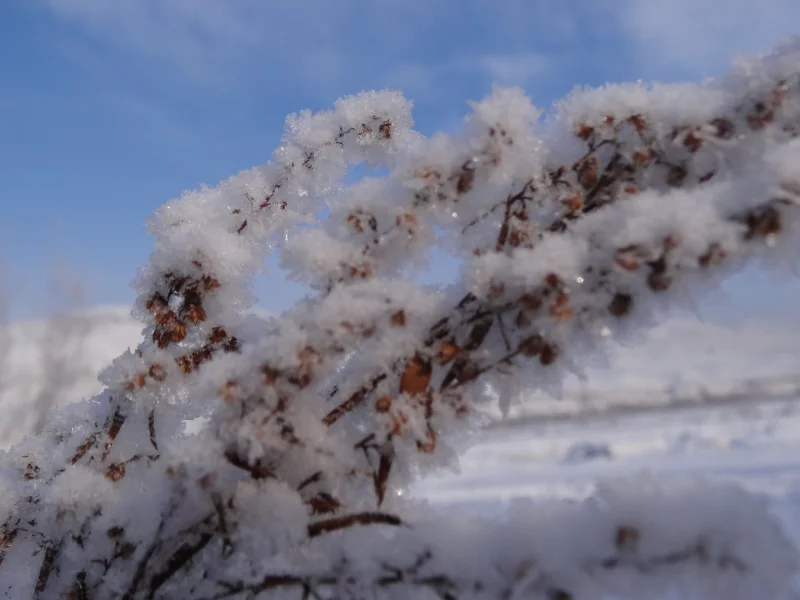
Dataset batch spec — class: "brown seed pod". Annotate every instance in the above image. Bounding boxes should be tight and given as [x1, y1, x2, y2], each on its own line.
[400, 354, 432, 396]
[375, 395, 392, 413]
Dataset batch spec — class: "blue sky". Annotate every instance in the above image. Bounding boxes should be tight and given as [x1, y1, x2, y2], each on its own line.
[1, 0, 799, 321]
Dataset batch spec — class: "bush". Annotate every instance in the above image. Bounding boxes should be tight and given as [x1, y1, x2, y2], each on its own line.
[1, 40, 799, 599]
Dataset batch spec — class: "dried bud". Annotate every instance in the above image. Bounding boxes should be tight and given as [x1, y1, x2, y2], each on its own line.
[520, 293, 542, 313]
[185, 303, 206, 324]
[710, 118, 734, 139]
[549, 293, 573, 322]
[456, 169, 475, 195]
[631, 149, 653, 167]
[576, 123, 594, 140]
[347, 214, 364, 232]
[623, 184, 639, 195]
[545, 273, 561, 288]
[262, 365, 280, 385]
[615, 246, 640, 271]
[562, 194, 584, 213]
[577, 157, 599, 189]
[487, 281, 505, 300]
[202, 275, 221, 291]
[683, 131, 703, 152]
[699, 242, 727, 267]
[105, 463, 126, 482]
[518, 334, 544, 357]
[509, 227, 530, 248]
[209, 326, 227, 344]
[628, 114, 647, 133]
[608, 293, 633, 317]
[417, 429, 436, 453]
[667, 164, 687, 187]
[148, 363, 167, 382]
[743, 204, 781, 240]
[375, 395, 392, 413]
[540, 343, 558, 366]
[437, 341, 462, 365]
[400, 354, 432, 396]
[219, 381, 239, 404]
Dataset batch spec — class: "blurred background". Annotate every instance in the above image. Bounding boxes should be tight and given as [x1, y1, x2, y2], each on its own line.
[1, 0, 799, 449]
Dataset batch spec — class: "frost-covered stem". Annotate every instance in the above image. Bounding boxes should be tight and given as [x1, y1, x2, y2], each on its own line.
[1, 42, 800, 599]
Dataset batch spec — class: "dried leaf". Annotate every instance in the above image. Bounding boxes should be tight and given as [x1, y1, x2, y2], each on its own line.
[375, 395, 392, 413]
[390, 310, 406, 327]
[400, 354, 432, 396]
[437, 342, 462, 365]
[575, 123, 594, 140]
[577, 157, 599, 189]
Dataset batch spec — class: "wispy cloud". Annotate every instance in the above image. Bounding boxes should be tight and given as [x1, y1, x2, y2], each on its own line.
[474, 52, 551, 86]
[606, 0, 800, 79]
[37, 1, 569, 93]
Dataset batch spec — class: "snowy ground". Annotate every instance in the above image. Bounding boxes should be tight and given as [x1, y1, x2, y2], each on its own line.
[416, 392, 800, 553]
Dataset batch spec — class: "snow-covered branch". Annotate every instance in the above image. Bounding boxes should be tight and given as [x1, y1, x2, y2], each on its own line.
[1, 40, 800, 599]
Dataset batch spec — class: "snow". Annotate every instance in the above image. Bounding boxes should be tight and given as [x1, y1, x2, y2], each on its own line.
[2, 43, 800, 595]
[3, 305, 799, 523]
[417, 394, 800, 513]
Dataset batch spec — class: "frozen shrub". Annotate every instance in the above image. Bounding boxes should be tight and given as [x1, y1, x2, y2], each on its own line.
[1, 41, 800, 599]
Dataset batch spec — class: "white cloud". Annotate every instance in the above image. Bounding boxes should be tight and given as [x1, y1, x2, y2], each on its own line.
[607, 0, 800, 78]
[39, 0, 800, 89]
[37, 1, 567, 92]
[474, 52, 551, 86]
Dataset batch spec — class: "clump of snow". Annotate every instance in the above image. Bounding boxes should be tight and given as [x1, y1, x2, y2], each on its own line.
[1, 41, 799, 598]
